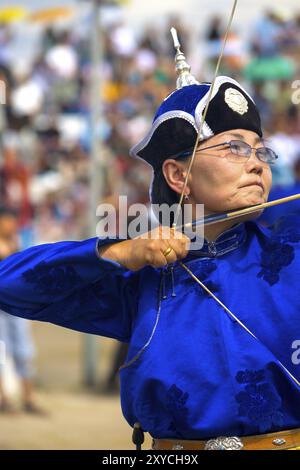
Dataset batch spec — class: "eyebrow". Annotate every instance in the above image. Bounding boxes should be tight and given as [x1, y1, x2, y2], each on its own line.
[225, 132, 264, 144]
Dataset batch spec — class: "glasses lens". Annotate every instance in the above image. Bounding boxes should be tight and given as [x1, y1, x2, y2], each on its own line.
[230, 140, 250, 157]
[256, 147, 278, 164]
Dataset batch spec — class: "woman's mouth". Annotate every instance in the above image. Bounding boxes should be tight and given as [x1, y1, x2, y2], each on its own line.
[242, 182, 264, 191]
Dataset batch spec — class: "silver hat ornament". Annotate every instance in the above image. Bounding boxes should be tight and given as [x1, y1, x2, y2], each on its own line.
[170, 27, 200, 90]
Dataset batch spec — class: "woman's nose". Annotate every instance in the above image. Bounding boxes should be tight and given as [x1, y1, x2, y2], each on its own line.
[245, 149, 264, 174]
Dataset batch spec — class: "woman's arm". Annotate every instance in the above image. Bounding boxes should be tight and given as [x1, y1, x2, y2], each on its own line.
[0, 227, 190, 341]
[0, 238, 138, 342]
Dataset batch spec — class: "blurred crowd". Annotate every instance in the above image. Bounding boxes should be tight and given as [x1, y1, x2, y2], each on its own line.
[0, 5, 300, 245]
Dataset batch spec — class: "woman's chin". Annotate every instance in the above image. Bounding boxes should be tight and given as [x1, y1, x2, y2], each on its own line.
[204, 193, 266, 215]
[241, 194, 266, 208]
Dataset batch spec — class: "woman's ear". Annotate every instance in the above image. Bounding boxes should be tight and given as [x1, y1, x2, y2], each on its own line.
[162, 159, 190, 196]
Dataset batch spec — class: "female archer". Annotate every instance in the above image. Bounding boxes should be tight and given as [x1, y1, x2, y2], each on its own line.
[1, 36, 300, 451]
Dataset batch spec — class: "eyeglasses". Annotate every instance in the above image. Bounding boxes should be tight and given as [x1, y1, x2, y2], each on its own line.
[175, 140, 278, 164]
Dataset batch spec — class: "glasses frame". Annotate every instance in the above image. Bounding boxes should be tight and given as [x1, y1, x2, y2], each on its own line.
[172, 140, 279, 164]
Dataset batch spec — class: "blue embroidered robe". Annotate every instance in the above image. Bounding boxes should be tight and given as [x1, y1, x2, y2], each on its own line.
[0, 215, 300, 439]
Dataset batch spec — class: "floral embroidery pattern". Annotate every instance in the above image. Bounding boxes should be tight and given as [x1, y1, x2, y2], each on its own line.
[166, 384, 189, 438]
[22, 261, 82, 295]
[258, 241, 294, 286]
[276, 227, 300, 244]
[271, 215, 300, 244]
[235, 369, 283, 433]
[236, 369, 265, 384]
[258, 218, 300, 286]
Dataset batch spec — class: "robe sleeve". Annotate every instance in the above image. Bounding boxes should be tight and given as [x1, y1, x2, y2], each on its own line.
[0, 238, 139, 342]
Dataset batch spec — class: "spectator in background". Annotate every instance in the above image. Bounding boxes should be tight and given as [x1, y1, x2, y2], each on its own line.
[0, 208, 45, 414]
[251, 82, 273, 130]
[0, 24, 13, 67]
[0, 64, 15, 132]
[205, 16, 223, 64]
[251, 9, 290, 57]
[268, 106, 300, 187]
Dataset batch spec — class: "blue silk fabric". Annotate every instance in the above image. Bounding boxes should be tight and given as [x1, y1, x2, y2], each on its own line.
[0, 215, 300, 439]
[259, 182, 300, 227]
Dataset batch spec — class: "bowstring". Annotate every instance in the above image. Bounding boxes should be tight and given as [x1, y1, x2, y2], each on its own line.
[172, 0, 238, 230]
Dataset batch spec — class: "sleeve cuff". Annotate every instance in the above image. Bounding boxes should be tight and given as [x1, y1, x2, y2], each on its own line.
[95, 238, 127, 270]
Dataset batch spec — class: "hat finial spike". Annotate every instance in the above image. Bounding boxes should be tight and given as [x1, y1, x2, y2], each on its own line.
[170, 27, 199, 89]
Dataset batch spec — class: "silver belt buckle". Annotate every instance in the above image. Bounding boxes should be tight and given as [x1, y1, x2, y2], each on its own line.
[204, 436, 244, 450]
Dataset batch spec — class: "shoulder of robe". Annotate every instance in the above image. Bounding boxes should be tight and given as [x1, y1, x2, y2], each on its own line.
[246, 212, 300, 246]
[267, 213, 300, 243]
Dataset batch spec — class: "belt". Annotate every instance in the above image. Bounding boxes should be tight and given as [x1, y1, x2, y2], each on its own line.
[152, 427, 300, 450]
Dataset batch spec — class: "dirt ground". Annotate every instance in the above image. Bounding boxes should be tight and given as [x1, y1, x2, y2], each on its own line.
[0, 390, 151, 450]
[0, 322, 152, 450]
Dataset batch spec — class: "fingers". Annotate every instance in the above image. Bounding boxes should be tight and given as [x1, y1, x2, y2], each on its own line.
[158, 228, 191, 266]
[168, 229, 191, 260]
[161, 241, 178, 264]
[164, 239, 185, 262]
[141, 226, 191, 269]
[150, 251, 169, 269]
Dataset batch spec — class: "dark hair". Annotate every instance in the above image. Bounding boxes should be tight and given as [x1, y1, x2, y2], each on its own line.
[150, 154, 191, 225]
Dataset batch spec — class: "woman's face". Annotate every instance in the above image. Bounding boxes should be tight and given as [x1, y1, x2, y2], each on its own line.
[186, 129, 273, 215]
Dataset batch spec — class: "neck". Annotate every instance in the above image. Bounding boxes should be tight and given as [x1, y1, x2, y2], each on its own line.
[181, 202, 261, 243]
[187, 204, 242, 242]
[202, 211, 263, 241]
[203, 219, 239, 242]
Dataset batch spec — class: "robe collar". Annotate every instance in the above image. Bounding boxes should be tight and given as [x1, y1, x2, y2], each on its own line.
[186, 222, 247, 260]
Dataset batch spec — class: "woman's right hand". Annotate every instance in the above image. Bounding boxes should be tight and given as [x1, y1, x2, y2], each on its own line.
[98, 226, 190, 271]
